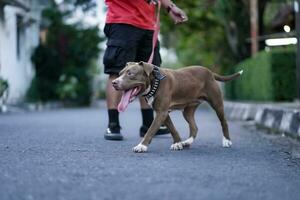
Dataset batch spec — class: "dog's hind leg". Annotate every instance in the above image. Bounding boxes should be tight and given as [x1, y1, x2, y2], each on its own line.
[164, 115, 183, 150]
[207, 85, 232, 148]
[181, 105, 199, 148]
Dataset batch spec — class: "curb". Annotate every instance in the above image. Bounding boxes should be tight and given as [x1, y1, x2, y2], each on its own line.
[0, 102, 64, 114]
[224, 102, 259, 121]
[224, 101, 300, 139]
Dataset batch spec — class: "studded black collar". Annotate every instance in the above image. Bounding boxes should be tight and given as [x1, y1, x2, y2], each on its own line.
[143, 66, 166, 102]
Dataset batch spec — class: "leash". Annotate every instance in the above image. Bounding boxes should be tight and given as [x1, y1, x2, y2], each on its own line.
[147, 0, 161, 64]
[143, 0, 166, 105]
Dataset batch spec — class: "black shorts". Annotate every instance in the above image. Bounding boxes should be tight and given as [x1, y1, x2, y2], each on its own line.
[103, 23, 161, 75]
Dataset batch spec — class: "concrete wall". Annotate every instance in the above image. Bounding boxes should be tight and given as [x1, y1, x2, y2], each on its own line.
[0, 1, 43, 103]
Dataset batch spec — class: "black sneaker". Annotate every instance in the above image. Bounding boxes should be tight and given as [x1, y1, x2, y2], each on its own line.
[104, 123, 123, 140]
[139, 125, 170, 137]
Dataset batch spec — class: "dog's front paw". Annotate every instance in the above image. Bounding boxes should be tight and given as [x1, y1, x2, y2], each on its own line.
[222, 137, 232, 148]
[133, 143, 148, 153]
[170, 142, 183, 151]
[181, 137, 194, 148]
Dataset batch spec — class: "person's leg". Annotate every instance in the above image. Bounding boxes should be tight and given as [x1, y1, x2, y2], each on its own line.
[106, 73, 121, 126]
[103, 24, 141, 140]
[139, 97, 154, 135]
[136, 30, 169, 137]
[105, 74, 123, 140]
[106, 74, 121, 110]
[139, 97, 153, 125]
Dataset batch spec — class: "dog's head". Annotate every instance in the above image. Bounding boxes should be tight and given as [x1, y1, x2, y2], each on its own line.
[112, 61, 154, 112]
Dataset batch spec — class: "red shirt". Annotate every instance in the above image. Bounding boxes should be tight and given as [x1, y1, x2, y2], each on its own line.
[105, 0, 156, 30]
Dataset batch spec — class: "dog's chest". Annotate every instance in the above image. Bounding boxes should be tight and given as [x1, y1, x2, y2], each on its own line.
[142, 86, 155, 107]
[169, 100, 204, 110]
[146, 96, 155, 107]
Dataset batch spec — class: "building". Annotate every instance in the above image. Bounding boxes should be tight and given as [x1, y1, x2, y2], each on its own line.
[0, 0, 49, 104]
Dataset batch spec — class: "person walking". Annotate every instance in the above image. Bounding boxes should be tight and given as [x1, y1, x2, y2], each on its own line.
[103, 0, 188, 140]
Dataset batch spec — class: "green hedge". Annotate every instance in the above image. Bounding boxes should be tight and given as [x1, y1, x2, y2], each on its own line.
[225, 46, 296, 101]
[27, 6, 102, 105]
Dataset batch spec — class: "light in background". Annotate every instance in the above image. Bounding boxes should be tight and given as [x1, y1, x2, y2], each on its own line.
[55, 0, 63, 4]
[265, 37, 297, 46]
[283, 25, 291, 33]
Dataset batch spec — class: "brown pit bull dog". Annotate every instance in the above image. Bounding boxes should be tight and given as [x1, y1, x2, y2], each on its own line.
[112, 61, 243, 153]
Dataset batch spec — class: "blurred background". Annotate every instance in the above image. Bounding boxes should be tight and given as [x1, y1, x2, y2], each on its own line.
[0, 0, 297, 108]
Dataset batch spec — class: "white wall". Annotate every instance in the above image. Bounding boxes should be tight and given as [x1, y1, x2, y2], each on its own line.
[0, 4, 41, 103]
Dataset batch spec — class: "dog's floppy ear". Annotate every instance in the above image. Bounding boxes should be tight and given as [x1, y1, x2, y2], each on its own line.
[139, 61, 153, 76]
[127, 62, 136, 66]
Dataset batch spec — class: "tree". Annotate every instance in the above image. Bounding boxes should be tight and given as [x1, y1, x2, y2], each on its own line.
[215, 0, 250, 61]
[28, 0, 103, 105]
[160, 0, 250, 72]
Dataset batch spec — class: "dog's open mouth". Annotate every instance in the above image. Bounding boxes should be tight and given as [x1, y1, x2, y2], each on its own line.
[118, 86, 142, 112]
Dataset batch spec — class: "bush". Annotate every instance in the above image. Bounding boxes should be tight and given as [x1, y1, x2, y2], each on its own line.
[271, 48, 296, 101]
[225, 46, 296, 101]
[0, 77, 8, 98]
[28, 5, 102, 105]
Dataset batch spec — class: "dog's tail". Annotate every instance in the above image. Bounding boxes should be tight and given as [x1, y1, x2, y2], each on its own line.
[213, 70, 243, 82]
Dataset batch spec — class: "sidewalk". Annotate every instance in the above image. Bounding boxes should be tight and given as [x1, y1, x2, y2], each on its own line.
[224, 101, 300, 140]
[0, 102, 64, 114]
[3, 99, 300, 140]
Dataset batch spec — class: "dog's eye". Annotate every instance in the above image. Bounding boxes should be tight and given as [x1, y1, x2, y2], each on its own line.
[127, 71, 133, 76]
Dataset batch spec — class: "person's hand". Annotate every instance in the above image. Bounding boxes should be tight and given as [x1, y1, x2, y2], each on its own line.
[168, 4, 188, 24]
[146, 0, 158, 5]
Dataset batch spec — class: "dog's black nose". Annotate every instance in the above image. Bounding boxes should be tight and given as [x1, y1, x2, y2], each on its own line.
[112, 79, 118, 86]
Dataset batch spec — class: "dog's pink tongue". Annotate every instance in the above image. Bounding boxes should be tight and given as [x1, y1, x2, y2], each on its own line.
[118, 89, 134, 112]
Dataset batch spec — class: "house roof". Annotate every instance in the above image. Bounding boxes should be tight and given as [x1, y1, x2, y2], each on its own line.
[0, 0, 50, 11]
[0, 0, 30, 11]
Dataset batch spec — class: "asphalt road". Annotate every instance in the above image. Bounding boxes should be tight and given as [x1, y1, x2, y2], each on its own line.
[1, 102, 300, 200]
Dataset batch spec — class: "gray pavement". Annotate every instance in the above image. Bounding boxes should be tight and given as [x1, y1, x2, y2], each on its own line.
[1, 102, 300, 200]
